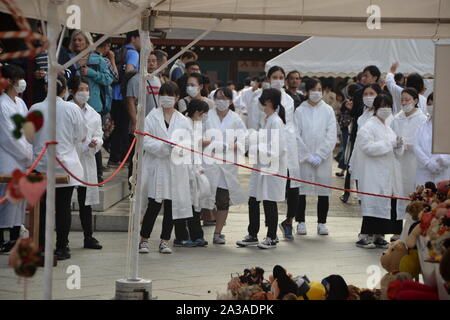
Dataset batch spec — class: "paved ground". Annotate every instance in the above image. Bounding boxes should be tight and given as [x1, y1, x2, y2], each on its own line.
[0, 162, 388, 300]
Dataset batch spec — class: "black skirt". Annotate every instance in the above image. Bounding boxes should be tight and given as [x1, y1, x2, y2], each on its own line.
[360, 199, 403, 235]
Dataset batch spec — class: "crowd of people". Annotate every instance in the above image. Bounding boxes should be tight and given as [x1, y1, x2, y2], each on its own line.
[0, 27, 449, 262]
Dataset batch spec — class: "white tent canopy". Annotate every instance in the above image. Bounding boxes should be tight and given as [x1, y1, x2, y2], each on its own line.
[1, 0, 450, 38]
[265, 37, 436, 78]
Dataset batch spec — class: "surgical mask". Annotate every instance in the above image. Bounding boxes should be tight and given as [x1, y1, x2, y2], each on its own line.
[363, 96, 376, 108]
[377, 107, 392, 120]
[309, 91, 322, 103]
[262, 82, 271, 90]
[186, 85, 199, 98]
[75, 91, 90, 104]
[427, 105, 433, 117]
[401, 103, 415, 114]
[14, 79, 26, 93]
[159, 96, 175, 109]
[215, 99, 229, 111]
[270, 80, 284, 90]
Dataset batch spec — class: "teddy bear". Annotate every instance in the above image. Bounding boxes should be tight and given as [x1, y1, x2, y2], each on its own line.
[379, 240, 410, 299]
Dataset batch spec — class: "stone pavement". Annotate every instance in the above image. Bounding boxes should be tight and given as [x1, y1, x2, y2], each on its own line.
[0, 163, 388, 300]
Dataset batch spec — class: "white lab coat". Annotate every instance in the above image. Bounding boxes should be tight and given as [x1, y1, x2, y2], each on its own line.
[248, 112, 287, 201]
[0, 94, 32, 228]
[355, 116, 404, 219]
[248, 89, 299, 183]
[234, 87, 260, 126]
[293, 100, 337, 196]
[203, 108, 248, 207]
[390, 108, 427, 216]
[30, 97, 86, 187]
[74, 103, 104, 206]
[385, 72, 428, 115]
[142, 107, 193, 220]
[414, 119, 450, 186]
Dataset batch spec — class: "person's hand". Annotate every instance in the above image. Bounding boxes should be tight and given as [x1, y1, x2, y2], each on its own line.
[426, 159, 442, 174]
[34, 70, 46, 80]
[393, 136, 404, 149]
[307, 154, 321, 167]
[80, 65, 89, 76]
[89, 139, 97, 148]
[107, 50, 115, 62]
[390, 62, 399, 74]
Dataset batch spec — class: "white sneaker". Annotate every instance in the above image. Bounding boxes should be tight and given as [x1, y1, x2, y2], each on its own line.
[257, 237, 277, 249]
[139, 241, 150, 253]
[296, 222, 307, 235]
[213, 233, 226, 244]
[159, 241, 172, 254]
[317, 223, 329, 235]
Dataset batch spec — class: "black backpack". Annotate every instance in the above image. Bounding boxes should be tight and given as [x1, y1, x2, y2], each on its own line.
[114, 46, 134, 85]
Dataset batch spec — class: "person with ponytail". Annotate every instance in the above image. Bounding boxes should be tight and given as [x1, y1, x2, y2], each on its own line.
[69, 76, 103, 250]
[236, 88, 287, 249]
[290, 78, 337, 236]
[390, 87, 427, 243]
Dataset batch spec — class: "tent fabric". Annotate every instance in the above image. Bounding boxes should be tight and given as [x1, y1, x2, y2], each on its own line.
[1, 0, 450, 38]
[265, 37, 436, 77]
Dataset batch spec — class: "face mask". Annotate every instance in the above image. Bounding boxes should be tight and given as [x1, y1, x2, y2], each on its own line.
[377, 107, 392, 120]
[401, 103, 415, 114]
[14, 79, 26, 93]
[75, 91, 89, 104]
[262, 82, 271, 90]
[271, 80, 284, 90]
[215, 99, 229, 111]
[309, 91, 322, 103]
[64, 90, 70, 101]
[363, 96, 376, 108]
[427, 105, 433, 117]
[159, 96, 175, 109]
[186, 85, 199, 98]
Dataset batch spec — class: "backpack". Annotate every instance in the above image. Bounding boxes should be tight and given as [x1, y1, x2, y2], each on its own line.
[114, 46, 133, 85]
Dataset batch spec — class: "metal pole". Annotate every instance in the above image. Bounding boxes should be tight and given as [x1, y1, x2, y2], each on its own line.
[43, 0, 58, 300]
[128, 12, 151, 281]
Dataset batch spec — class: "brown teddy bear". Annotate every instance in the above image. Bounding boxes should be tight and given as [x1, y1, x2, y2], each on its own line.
[379, 240, 409, 299]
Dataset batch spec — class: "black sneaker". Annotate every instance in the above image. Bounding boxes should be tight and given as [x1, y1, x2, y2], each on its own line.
[340, 193, 350, 203]
[0, 240, 16, 254]
[355, 238, 376, 249]
[279, 221, 294, 240]
[84, 237, 102, 249]
[236, 235, 259, 247]
[257, 237, 277, 249]
[373, 237, 389, 249]
[54, 247, 71, 260]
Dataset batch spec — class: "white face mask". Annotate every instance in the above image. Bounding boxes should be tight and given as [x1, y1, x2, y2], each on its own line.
[215, 99, 229, 111]
[14, 79, 27, 94]
[427, 105, 433, 117]
[262, 82, 271, 90]
[186, 85, 199, 98]
[270, 80, 284, 90]
[363, 96, 376, 108]
[401, 103, 415, 114]
[377, 107, 392, 120]
[75, 91, 90, 105]
[309, 91, 322, 103]
[159, 96, 175, 109]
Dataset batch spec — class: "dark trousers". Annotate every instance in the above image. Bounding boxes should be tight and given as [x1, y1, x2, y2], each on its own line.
[95, 150, 103, 181]
[187, 209, 204, 240]
[338, 127, 349, 170]
[298, 195, 329, 224]
[248, 197, 278, 239]
[39, 186, 74, 250]
[286, 174, 301, 222]
[140, 198, 188, 241]
[109, 99, 131, 163]
[77, 187, 93, 239]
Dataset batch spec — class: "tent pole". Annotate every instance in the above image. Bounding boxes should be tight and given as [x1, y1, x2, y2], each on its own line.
[43, 0, 59, 300]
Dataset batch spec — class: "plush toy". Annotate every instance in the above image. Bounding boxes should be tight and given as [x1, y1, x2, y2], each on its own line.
[8, 238, 41, 278]
[6, 169, 47, 206]
[296, 281, 327, 300]
[387, 280, 439, 300]
[379, 240, 410, 299]
[321, 275, 349, 300]
[440, 249, 450, 294]
[270, 265, 298, 299]
[347, 285, 381, 300]
[11, 110, 44, 143]
[436, 180, 450, 202]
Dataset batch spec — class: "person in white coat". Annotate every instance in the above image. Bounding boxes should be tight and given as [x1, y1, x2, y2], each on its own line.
[139, 82, 194, 254]
[386, 63, 428, 115]
[236, 89, 288, 249]
[69, 77, 103, 250]
[234, 76, 263, 126]
[290, 78, 337, 236]
[390, 88, 427, 243]
[348, 83, 383, 182]
[354, 93, 404, 249]
[30, 74, 86, 260]
[414, 93, 450, 186]
[203, 87, 248, 244]
[0, 64, 32, 253]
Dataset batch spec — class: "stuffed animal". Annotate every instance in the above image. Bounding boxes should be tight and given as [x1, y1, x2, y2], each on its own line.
[380, 272, 413, 300]
[387, 280, 439, 300]
[11, 110, 44, 143]
[270, 265, 298, 299]
[440, 249, 450, 295]
[379, 240, 410, 299]
[296, 281, 327, 300]
[321, 275, 349, 300]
